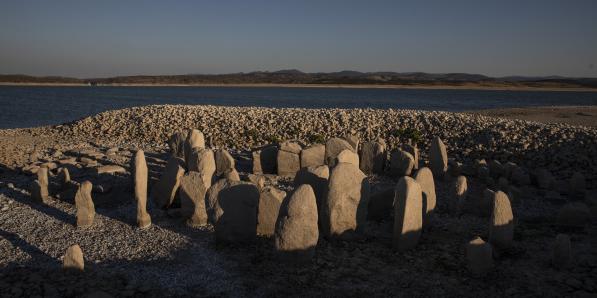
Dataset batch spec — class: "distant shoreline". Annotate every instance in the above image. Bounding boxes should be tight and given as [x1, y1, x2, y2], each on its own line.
[1, 82, 597, 92]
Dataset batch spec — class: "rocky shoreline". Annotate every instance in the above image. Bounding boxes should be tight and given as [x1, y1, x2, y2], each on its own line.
[1, 105, 596, 297]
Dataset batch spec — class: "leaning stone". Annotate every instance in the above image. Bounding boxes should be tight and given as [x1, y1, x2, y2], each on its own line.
[151, 157, 185, 209]
[336, 149, 359, 167]
[300, 144, 325, 168]
[257, 186, 286, 236]
[179, 171, 208, 227]
[96, 165, 126, 175]
[214, 182, 260, 244]
[367, 187, 394, 221]
[402, 144, 419, 170]
[557, 202, 591, 228]
[324, 163, 370, 238]
[224, 168, 240, 181]
[168, 130, 188, 159]
[214, 149, 235, 176]
[325, 138, 354, 167]
[294, 165, 329, 226]
[466, 237, 493, 277]
[252, 145, 277, 174]
[275, 184, 319, 261]
[359, 141, 386, 175]
[75, 181, 95, 228]
[393, 177, 423, 251]
[133, 150, 151, 229]
[569, 172, 586, 198]
[277, 150, 300, 178]
[414, 167, 436, 225]
[63, 244, 84, 272]
[389, 150, 414, 177]
[552, 234, 571, 269]
[187, 148, 216, 189]
[429, 136, 448, 179]
[451, 176, 467, 215]
[488, 191, 514, 249]
[183, 129, 205, 166]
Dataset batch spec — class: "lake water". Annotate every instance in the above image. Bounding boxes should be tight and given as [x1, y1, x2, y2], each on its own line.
[1, 85, 596, 129]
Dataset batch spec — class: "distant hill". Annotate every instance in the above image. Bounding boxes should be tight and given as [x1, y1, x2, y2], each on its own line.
[1, 71, 596, 89]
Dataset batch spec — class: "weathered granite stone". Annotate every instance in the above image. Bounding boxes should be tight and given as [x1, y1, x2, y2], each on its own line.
[252, 145, 277, 174]
[277, 150, 300, 178]
[389, 150, 414, 177]
[247, 173, 265, 190]
[488, 191, 514, 249]
[183, 129, 205, 166]
[215, 149, 235, 176]
[466, 237, 493, 277]
[30, 167, 49, 203]
[75, 181, 95, 228]
[402, 144, 419, 170]
[275, 184, 319, 261]
[151, 157, 185, 209]
[214, 182, 260, 244]
[206, 179, 229, 224]
[414, 167, 436, 225]
[134, 150, 151, 229]
[429, 136, 448, 178]
[294, 165, 329, 227]
[451, 175, 467, 215]
[279, 141, 302, 154]
[168, 130, 188, 159]
[323, 163, 370, 238]
[359, 141, 386, 175]
[393, 177, 423, 252]
[367, 187, 394, 221]
[58, 167, 71, 189]
[63, 244, 84, 271]
[343, 134, 359, 151]
[179, 171, 208, 227]
[257, 186, 286, 236]
[300, 144, 326, 168]
[325, 138, 354, 167]
[186, 148, 215, 188]
[336, 149, 359, 167]
[224, 168, 241, 181]
[552, 234, 571, 269]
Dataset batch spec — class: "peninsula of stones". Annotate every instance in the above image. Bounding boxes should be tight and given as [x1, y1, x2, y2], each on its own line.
[0, 105, 595, 297]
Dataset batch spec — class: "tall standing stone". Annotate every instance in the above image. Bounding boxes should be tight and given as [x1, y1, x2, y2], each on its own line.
[151, 157, 185, 209]
[215, 149, 235, 176]
[325, 138, 354, 167]
[252, 145, 277, 174]
[336, 149, 359, 167]
[451, 175, 467, 215]
[294, 165, 329, 228]
[75, 181, 95, 228]
[323, 162, 370, 238]
[214, 182, 260, 244]
[300, 144, 325, 168]
[58, 167, 71, 189]
[414, 167, 436, 225]
[134, 150, 151, 229]
[466, 236, 493, 277]
[275, 184, 319, 261]
[257, 186, 286, 236]
[429, 136, 448, 179]
[183, 129, 205, 167]
[187, 148, 216, 189]
[393, 177, 423, 251]
[179, 171, 208, 227]
[488, 191, 514, 249]
[277, 141, 301, 178]
[63, 244, 84, 271]
[552, 234, 571, 269]
[359, 141, 386, 175]
[30, 167, 49, 203]
[168, 130, 189, 159]
[402, 143, 419, 170]
[389, 150, 414, 177]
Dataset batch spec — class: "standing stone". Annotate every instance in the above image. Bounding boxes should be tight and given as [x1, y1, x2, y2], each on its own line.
[343, 134, 359, 151]
[252, 145, 277, 174]
[324, 163, 370, 238]
[30, 167, 49, 203]
[466, 237, 493, 277]
[294, 165, 329, 227]
[275, 184, 319, 261]
[414, 167, 436, 225]
[300, 144, 325, 168]
[359, 141, 386, 175]
[134, 150, 151, 229]
[183, 129, 205, 166]
[179, 171, 208, 227]
[187, 148, 216, 189]
[168, 130, 188, 159]
[58, 167, 71, 189]
[389, 150, 414, 177]
[63, 244, 84, 271]
[402, 144, 419, 170]
[325, 138, 354, 167]
[393, 177, 423, 251]
[488, 191, 514, 249]
[75, 181, 95, 228]
[336, 149, 359, 167]
[206, 179, 230, 224]
[224, 168, 240, 181]
[214, 149, 235, 176]
[151, 157, 185, 209]
[277, 148, 301, 178]
[247, 173, 266, 190]
[451, 176, 467, 215]
[429, 136, 448, 179]
[569, 172, 586, 198]
[367, 187, 395, 221]
[552, 234, 571, 269]
[214, 182, 260, 244]
[480, 189, 495, 216]
[257, 186, 287, 236]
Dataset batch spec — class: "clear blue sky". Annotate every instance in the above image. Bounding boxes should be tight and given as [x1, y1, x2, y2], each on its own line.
[1, 0, 596, 78]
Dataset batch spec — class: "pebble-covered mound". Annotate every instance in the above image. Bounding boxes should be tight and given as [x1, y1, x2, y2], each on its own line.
[46, 105, 597, 183]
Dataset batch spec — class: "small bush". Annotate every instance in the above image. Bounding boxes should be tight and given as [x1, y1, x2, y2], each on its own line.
[308, 134, 326, 144]
[391, 128, 422, 143]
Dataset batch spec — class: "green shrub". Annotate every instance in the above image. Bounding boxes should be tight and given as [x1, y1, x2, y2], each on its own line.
[308, 134, 326, 144]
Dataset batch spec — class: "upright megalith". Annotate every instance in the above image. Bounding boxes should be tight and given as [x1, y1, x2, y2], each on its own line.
[336, 149, 359, 167]
[389, 150, 414, 177]
[277, 141, 301, 178]
[75, 181, 95, 228]
[187, 148, 216, 188]
[429, 136, 448, 179]
[402, 143, 419, 170]
[252, 145, 277, 174]
[168, 130, 188, 159]
[488, 191, 514, 249]
[58, 167, 71, 189]
[324, 163, 370, 238]
[30, 167, 49, 203]
[300, 144, 325, 168]
[552, 234, 571, 269]
[206, 179, 230, 224]
[134, 150, 151, 229]
[414, 167, 436, 225]
[451, 175, 467, 215]
[393, 177, 423, 251]
[183, 129, 205, 166]
[179, 171, 208, 227]
[63, 244, 84, 272]
[294, 165, 329, 227]
[359, 140, 386, 175]
[151, 157, 185, 209]
[275, 184, 319, 261]
[215, 149, 236, 177]
[343, 134, 359, 151]
[257, 186, 287, 236]
[325, 137, 354, 167]
[214, 182, 260, 244]
[466, 237, 493, 277]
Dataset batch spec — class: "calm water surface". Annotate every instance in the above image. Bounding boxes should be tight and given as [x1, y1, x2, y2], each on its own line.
[1, 86, 596, 128]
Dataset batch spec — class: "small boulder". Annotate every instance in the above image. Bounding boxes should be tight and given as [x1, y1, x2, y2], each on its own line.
[488, 191, 514, 249]
[325, 138, 354, 167]
[336, 149, 359, 167]
[393, 177, 423, 251]
[466, 237, 493, 277]
[63, 244, 84, 272]
[75, 181, 95, 228]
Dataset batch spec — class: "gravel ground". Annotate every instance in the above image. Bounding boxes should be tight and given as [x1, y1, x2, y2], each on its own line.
[1, 105, 596, 297]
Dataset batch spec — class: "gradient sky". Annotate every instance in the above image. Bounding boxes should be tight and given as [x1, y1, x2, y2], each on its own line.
[1, 0, 596, 78]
